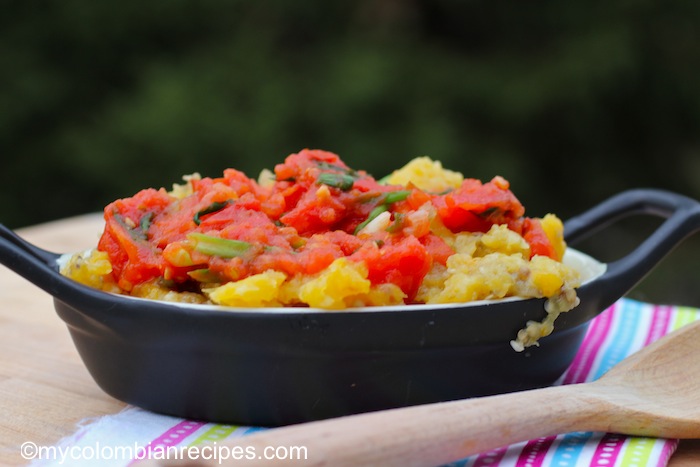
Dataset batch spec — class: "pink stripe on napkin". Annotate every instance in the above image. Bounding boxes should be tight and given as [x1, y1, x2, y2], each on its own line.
[132, 420, 205, 462]
[645, 305, 672, 346]
[657, 439, 680, 467]
[516, 436, 556, 467]
[562, 303, 616, 385]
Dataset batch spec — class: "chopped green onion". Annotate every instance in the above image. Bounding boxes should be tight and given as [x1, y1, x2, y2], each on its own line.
[386, 212, 406, 233]
[115, 213, 149, 242]
[353, 190, 412, 235]
[357, 192, 382, 204]
[316, 161, 347, 172]
[383, 190, 411, 204]
[140, 212, 154, 236]
[194, 201, 230, 225]
[187, 232, 251, 258]
[317, 173, 355, 191]
[187, 268, 223, 283]
[315, 161, 359, 178]
[354, 205, 388, 234]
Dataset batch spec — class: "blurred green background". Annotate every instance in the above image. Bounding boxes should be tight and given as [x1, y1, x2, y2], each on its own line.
[3, 1, 700, 305]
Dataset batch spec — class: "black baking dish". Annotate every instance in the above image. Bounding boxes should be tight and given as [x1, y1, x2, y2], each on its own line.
[1, 189, 700, 426]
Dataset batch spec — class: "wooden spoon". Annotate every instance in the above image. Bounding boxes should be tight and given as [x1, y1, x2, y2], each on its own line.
[143, 320, 700, 467]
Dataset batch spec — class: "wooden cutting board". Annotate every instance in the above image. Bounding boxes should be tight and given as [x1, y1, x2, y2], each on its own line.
[0, 214, 697, 466]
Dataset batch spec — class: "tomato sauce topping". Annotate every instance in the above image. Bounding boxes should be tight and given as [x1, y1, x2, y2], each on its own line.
[98, 149, 558, 301]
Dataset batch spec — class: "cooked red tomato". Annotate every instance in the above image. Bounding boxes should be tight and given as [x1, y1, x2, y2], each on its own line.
[96, 149, 559, 301]
[99, 188, 171, 290]
[433, 177, 525, 232]
[350, 234, 432, 302]
[522, 217, 557, 260]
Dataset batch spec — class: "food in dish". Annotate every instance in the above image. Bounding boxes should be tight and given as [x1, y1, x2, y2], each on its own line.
[60, 149, 581, 350]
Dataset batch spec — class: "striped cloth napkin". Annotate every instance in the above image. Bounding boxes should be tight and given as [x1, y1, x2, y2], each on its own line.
[33, 298, 700, 467]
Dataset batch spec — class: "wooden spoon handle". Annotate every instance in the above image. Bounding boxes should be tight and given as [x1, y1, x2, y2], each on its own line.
[144, 384, 600, 466]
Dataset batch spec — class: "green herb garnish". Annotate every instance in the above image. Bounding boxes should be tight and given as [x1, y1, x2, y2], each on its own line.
[317, 173, 355, 191]
[386, 212, 406, 233]
[187, 232, 252, 258]
[315, 161, 359, 177]
[187, 268, 224, 283]
[194, 201, 231, 225]
[115, 213, 150, 242]
[353, 205, 388, 234]
[353, 190, 412, 234]
[383, 190, 411, 204]
[140, 212, 154, 234]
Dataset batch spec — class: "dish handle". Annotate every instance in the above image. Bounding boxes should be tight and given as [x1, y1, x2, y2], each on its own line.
[0, 223, 66, 297]
[564, 188, 700, 307]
